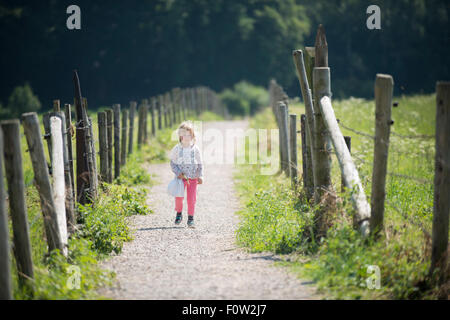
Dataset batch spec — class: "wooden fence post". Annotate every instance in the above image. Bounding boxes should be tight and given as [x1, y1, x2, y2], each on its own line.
[1, 120, 34, 291]
[318, 95, 371, 236]
[143, 99, 149, 144]
[113, 104, 121, 179]
[158, 95, 163, 130]
[82, 97, 98, 201]
[293, 50, 316, 200]
[50, 116, 68, 256]
[165, 93, 171, 127]
[121, 109, 128, 165]
[370, 74, 394, 235]
[128, 101, 136, 154]
[278, 102, 291, 177]
[312, 67, 333, 203]
[98, 112, 108, 183]
[49, 111, 76, 234]
[171, 89, 177, 124]
[289, 114, 298, 188]
[21, 112, 64, 254]
[73, 71, 91, 205]
[53, 99, 60, 112]
[42, 113, 52, 166]
[64, 104, 75, 206]
[0, 128, 12, 300]
[151, 97, 156, 137]
[137, 101, 144, 148]
[342, 136, 351, 192]
[430, 81, 450, 284]
[300, 115, 308, 191]
[106, 109, 113, 183]
[182, 89, 187, 120]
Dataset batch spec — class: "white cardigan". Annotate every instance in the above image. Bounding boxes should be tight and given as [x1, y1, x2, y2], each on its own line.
[169, 143, 203, 179]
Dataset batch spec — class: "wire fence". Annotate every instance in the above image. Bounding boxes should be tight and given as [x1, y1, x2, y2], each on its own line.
[334, 118, 435, 236]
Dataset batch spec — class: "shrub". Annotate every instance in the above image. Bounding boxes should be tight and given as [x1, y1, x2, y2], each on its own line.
[77, 184, 151, 255]
[5, 83, 41, 119]
[219, 81, 269, 116]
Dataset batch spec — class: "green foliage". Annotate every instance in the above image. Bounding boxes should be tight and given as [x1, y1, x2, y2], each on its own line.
[235, 166, 313, 254]
[219, 81, 269, 116]
[11, 187, 114, 299]
[236, 94, 442, 299]
[77, 184, 151, 255]
[13, 237, 114, 300]
[114, 150, 152, 186]
[1, 83, 41, 119]
[0, 0, 311, 108]
[219, 88, 250, 116]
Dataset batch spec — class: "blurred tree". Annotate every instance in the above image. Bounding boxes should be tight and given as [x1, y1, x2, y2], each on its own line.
[3, 83, 41, 119]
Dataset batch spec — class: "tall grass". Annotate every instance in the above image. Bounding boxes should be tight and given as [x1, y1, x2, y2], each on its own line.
[234, 94, 446, 299]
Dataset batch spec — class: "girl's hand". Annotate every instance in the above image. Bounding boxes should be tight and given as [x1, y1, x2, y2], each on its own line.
[198, 178, 203, 184]
[177, 173, 185, 179]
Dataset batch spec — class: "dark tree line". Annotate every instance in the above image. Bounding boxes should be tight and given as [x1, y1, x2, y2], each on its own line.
[0, 0, 448, 113]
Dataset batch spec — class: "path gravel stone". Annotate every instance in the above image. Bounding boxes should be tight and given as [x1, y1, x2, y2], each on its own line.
[98, 120, 319, 300]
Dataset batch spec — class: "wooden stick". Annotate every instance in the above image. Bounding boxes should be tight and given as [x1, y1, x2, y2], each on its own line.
[370, 74, 394, 235]
[1, 120, 34, 291]
[430, 81, 450, 283]
[0, 128, 12, 300]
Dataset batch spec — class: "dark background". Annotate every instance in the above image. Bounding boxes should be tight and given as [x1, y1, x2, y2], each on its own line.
[0, 0, 448, 111]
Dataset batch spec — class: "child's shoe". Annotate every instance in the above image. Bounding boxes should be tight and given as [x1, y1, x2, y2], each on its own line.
[187, 216, 195, 228]
[175, 212, 182, 224]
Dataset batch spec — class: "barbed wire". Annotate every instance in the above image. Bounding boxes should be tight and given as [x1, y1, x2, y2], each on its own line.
[338, 120, 435, 142]
[390, 131, 435, 140]
[347, 152, 433, 184]
[385, 198, 432, 240]
[338, 121, 375, 140]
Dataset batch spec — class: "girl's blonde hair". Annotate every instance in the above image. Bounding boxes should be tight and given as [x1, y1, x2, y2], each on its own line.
[178, 121, 196, 144]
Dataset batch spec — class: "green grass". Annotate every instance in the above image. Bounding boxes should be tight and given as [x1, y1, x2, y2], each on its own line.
[6, 106, 226, 299]
[234, 94, 446, 299]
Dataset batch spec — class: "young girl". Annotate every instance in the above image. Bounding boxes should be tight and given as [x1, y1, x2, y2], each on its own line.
[169, 121, 203, 227]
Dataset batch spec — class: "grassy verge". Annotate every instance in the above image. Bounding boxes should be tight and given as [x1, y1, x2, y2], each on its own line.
[234, 94, 447, 299]
[8, 108, 225, 299]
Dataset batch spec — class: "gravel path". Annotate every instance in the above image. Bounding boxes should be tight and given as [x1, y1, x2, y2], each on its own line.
[98, 120, 319, 300]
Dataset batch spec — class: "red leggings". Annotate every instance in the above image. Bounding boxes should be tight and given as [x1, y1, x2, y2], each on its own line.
[175, 178, 198, 216]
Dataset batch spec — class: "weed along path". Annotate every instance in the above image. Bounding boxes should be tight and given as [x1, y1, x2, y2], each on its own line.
[98, 120, 319, 300]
